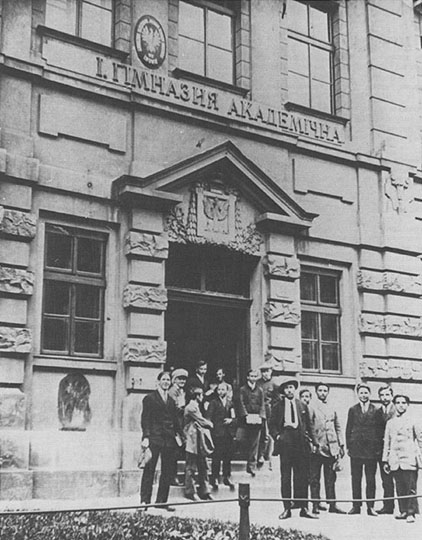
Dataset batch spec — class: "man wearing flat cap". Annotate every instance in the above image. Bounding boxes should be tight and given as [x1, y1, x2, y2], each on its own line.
[269, 377, 317, 520]
[168, 368, 188, 486]
[346, 383, 384, 516]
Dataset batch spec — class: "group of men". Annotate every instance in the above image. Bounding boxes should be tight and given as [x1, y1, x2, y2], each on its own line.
[139, 361, 422, 523]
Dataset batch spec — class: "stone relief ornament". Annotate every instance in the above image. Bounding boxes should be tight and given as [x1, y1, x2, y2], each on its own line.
[357, 269, 422, 296]
[123, 285, 167, 311]
[264, 349, 301, 371]
[0, 327, 31, 353]
[359, 313, 422, 337]
[125, 231, 168, 259]
[58, 373, 92, 431]
[122, 339, 167, 364]
[263, 254, 300, 280]
[264, 301, 301, 325]
[0, 266, 34, 295]
[0, 207, 36, 239]
[165, 181, 264, 255]
[359, 358, 422, 381]
[384, 172, 413, 214]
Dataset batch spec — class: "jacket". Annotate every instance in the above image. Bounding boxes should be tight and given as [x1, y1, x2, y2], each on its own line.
[184, 399, 213, 455]
[383, 412, 422, 471]
[256, 378, 277, 419]
[345, 403, 384, 459]
[238, 384, 265, 421]
[206, 397, 236, 439]
[269, 397, 315, 456]
[141, 390, 180, 447]
[309, 400, 343, 458]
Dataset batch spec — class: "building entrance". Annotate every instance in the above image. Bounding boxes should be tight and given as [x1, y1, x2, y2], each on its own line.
[165, 243, 256, 387]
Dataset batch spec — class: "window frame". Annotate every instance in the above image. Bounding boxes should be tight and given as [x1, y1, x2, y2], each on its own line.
[41, 224, 107, 359]
[300, 267, 342, 374]
[287, 0, 335, 114]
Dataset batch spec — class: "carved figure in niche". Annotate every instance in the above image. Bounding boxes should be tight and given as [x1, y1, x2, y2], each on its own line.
[58, 373, 92, 431]
[384, 172, 413, 214]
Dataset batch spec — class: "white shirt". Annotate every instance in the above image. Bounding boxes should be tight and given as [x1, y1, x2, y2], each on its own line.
[158, 388, 168, 403]
[360, 402, 369, 414]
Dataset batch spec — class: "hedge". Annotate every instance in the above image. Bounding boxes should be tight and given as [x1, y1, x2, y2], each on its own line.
[0, 511, 330, 540]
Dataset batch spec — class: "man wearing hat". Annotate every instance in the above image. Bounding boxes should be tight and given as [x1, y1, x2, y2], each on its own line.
[169, 368, 188, 486]
[345, 383, 384, 516]
[269, 377, 317, 520]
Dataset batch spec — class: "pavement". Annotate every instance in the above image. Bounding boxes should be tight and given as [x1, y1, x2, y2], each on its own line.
[1, 462, 422, 540]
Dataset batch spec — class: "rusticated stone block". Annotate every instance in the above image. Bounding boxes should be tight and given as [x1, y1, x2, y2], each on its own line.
[0, 207, 36, 239]
[0, 471, 33, 500]
[125, 231, 168, 259]
[0, 431, 29, 469]
[122, 339, 166, 363]
[119, 470, 140, 497]
[263, 255, 300, 280]
[33, 470, 118, 499]
[264, 301, 301, 325]
[0, 327, 32, 353]
[0, 265, 34, 295]
[359, 358, 422, 381]
[0, 388, 25, 429]
[123, 284, 167, 311]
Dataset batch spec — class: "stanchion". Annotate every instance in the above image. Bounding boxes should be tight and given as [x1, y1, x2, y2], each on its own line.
[238, 483, 250, 540]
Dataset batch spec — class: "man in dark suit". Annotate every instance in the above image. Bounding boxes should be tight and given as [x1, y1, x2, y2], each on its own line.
[186, 361, 213, 410]
[377, 384, 396, 514]
[269, 377, 317, 520]
[346, 383, 384, 516]
[140, 371, 182, 511]
[206, 381, 236, 490]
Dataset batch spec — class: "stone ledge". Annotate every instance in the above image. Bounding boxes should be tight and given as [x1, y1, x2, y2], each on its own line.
[0, 265, 34, 295]
[0, 148, 39, 183]
[0, 326, 32, 353]
[0, 471, 33, 500]
[32, 470, 119, 500]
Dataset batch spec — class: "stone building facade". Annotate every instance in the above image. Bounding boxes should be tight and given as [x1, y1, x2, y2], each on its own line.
[0, 0, 421, 500]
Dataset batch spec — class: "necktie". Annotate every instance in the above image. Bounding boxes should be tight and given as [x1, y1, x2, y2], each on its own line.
[290, 400, 296, 424]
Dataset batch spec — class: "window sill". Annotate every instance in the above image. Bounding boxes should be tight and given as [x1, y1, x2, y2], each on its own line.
[37, 25, 129, 61]
[284, 101, 349, 125]
[34, 355, 117, 371]
[172, 68, 249, 97]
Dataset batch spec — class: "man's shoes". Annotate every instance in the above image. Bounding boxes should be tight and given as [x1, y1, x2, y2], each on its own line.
[312, 505, 320, 515]
[257, 457, 265, 468]
[186, 494, 199, 502]
[158, 504, 175, 512]
[300, 508, 318, 519]
[367, 508, 378, 517]
[209, 477, 218, 490]
[395, 512, 407, 520]
[279, 509, 292, 520]
[223, 477, 235, 490]
[348, 507, 361, 515]
[200, 493, 213, 501]
[316, 503, 328, 511]
[246, 466, 256, 477]
[329, 505, 346, 514]
[377, 507, 394, 515]
[406, 515, 415, 523]
[170, 478, 183, 486]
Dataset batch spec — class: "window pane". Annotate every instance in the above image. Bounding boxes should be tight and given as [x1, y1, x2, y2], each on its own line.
[289, 0, 308, 35]
[179, 1, 204, 41]
[179, 36, 205, 75]
[321, 313, 338, 341]
[207, 47, 233, 83]
[74, 321, 101, 354]
[302, 341, 318, 370]
[310, 6, 330, 42]
[77, 237, 103, 274]
[46, 232, 72, 270]
[43, 317, 69, 352]
[321, 343, 339, 371]
[310, 47, 331, 83]
[45, 0, 77, 34]
[289, 72, 310, 107]
[300, 273, 317, 302]
[301, 311, 318, 339]
[311, 79, 331, 112]
[81, 2, 112, 45]
[319, 274, 338, 304]
[44, 281, 70, 315]
[75, 285, 101, 318]
[289, 39, 309, 76]
[208, 11, 232, 50]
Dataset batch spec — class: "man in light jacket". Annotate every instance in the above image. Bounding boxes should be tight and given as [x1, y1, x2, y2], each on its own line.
[309, 382, 345, 514]
[377, 384, 396, 514]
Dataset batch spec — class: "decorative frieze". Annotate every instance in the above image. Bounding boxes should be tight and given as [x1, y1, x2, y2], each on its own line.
[0, 207, 36, 240]
[122, 339, 167, 364]
[359, 313, 422, 337]
[265, 349, 301, 372]
[123, 285, 167, 311]
[0, 327, 32, 353]
[125, 232, 168, 259]
[263, 254, 300, 280]
[264, 301, 301, 326]
[357, 269, 422, 296]
[359, 358, 422, 381]
[0, 266, 34, 295]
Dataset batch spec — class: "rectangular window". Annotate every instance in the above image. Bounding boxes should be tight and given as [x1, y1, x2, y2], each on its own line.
[288, 0, 334, 113]
[300, 269, 341, 372]
[45, 0, 113, 46]
[178, 0, 235, 84]
[42, 224, 106, 357]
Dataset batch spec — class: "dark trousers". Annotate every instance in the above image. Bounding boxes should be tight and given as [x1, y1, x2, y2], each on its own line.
[279, 429, 309, 510]
[393, 469, 419, 517]
[140, 443, 174, 504]
[310, 454, 337, 503]
[185, 451, 210, 498]
[211, 435, 233, 480]
[245, 425, 261, 472]
[378, 459, 395, 511]
[350, 457, 377, 509]
[258, 420, 273, 462]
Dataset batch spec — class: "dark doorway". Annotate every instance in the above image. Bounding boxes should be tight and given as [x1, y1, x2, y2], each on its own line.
[165, 243, 255, 387]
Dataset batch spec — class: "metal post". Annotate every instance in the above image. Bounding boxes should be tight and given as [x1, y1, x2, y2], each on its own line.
[238, 483, 250, 540]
